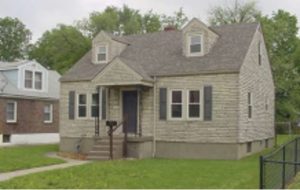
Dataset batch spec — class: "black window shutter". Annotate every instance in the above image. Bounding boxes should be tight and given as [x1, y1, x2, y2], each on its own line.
[101, 88, 106, 120]
[159, 88, 167, 120]
[204, 86, 213, 121]
[68, 91, 75, 120]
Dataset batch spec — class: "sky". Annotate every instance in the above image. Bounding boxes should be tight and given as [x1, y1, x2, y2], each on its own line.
[0, 0, 299, 42]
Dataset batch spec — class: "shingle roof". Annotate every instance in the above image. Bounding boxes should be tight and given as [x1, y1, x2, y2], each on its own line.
[61, 22, 259, 82]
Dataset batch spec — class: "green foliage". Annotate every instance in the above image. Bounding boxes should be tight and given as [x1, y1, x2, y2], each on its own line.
[260, 10, 300, 121]
[208, 0, 261, 26]
[29, 24, 91, 73]
[0, 135, 293, 189]
[142, 10, 161, 33]
[0, 17, 31, 61]
[161, 7, 188, 29]
[0, 144, 64, 172]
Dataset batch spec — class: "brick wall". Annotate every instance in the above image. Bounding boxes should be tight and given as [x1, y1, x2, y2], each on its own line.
[0, 97, 59, 134]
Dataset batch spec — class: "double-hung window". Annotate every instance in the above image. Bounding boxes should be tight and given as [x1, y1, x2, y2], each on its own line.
[248, 92, 252, 119]
[91, 93, 99, 117]
[189, 35, 202, 54]
[188, 90, 201, 119]
[35, 72, 42, 90]
[44, 104, 53, 123]
[97, 45, 107, 63]
[170, 90, 183, 119]
[24, 70, 43, 90]
[25, 70, 33, 88]
[78, 94, 87, 118]
[6, 101, 17, 123]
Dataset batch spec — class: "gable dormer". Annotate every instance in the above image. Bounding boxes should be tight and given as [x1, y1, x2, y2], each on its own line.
[92, 31, 128, 64]
[182, 18, 219, 57]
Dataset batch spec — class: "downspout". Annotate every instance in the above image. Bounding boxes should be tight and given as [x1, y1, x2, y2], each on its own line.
[152, 76, 157, 157]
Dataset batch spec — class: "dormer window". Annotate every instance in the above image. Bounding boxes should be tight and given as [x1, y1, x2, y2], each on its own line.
[189, 34, 202, 55]
[97, 45, 107, 63]
[24, 70, 43, 90]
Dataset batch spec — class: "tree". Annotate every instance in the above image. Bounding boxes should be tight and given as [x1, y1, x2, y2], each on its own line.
[142, 10, 161, 33]
[208, 0, 261, 26]
[29, 24, 90, 73]
[260, 10, 300, 121]
[0, 17, 31, 61]
[77, 5, 144, 37]
[77, 6, 120, 38]
[161, 7, 188, 29]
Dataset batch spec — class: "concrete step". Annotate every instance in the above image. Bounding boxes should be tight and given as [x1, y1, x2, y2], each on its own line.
[92, 145, 118, 151]
[86, 155, 110, 160]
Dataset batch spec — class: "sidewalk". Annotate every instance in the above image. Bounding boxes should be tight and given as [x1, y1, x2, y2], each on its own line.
[0, 152, 90, 182]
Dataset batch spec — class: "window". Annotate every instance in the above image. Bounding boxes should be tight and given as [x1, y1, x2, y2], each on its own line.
[91, 93, 99, 117]
[6, 101, 17, 123]
[265, 139, 269, 148]
[35, 72, 42, 90]
[24, 70, 43, 90]
[2, 134, 10, 143]
[188, 90, 201, 118]
[265, 96, 269, 111]
[24, 70, 33, 88]
[258, 41, 262, 65]
[170, 90, 183, 118]
[44, 104, 53, 123]
[248, 92, 252, 119]
[78, 94, 87, 118]
[97, 45, 107, 63]
[247, 142, 252, 153]
[189, 35, 202, 54]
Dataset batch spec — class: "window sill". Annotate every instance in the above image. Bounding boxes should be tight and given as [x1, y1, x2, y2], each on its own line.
[6, 121, 17, 124]
[44, 121, 53, 124]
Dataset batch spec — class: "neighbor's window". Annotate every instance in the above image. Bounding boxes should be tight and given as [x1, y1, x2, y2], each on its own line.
[170, 90, 183, 118]
[78, 94, 87, 118]
[188, 90, 201, 118]
[248, 92, 252, 119]
[91, 93, 99, 117]
[2, 134, 10, 143]
[189, 35, 202, 54]
[24, 70, 43, 90]
[24, 70, 33, 88]
[44, 104, 53, 123]
[247, 142, 252, 153]
[6, 101, 17, 123]
[97, 45, 107, 63]
[35, 72, 42, 90]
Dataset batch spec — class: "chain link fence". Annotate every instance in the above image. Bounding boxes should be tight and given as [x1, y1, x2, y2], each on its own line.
[260, 137, 300, 189]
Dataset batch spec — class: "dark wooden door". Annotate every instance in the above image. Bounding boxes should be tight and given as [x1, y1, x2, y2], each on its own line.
[122, 91, 138, 133]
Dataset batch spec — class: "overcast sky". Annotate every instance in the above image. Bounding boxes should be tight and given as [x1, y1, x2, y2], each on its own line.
[0, 0, 299, 42]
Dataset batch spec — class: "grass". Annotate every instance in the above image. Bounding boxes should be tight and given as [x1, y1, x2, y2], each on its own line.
[0, 135, 296, 189]
[0, 144, 65, 173]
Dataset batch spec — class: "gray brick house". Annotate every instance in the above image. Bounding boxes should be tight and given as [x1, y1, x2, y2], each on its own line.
[59, 18, 275, 160]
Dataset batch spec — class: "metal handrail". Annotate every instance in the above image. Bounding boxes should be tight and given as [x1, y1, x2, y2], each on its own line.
[107, 118, 128, 160]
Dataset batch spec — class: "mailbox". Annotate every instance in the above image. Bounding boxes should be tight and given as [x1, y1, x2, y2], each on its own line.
[106, 120, 117, 127]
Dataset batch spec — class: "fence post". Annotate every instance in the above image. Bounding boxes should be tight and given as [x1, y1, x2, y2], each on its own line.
[260, 156, 264, 189]
[282, 146, 286, 189]
[295, 138, 298, 175]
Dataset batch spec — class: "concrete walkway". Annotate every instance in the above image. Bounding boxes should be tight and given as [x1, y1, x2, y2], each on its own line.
[0, 152, 90, 182]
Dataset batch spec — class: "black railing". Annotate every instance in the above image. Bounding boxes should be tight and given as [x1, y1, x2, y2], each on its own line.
[260, 137, 300, 189]
[106, 119, 127, 160]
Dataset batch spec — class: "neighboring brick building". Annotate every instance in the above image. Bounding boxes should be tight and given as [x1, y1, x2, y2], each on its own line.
[0, 60, 60, 145]
[59, 18, 275, 160]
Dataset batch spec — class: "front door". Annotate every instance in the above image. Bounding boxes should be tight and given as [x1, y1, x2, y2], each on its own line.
[122, 91, 138, 133]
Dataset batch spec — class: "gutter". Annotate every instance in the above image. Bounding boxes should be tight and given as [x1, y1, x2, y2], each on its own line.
[152, 76, 157, 157]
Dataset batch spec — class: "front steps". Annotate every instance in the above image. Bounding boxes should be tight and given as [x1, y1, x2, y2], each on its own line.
[87, 136, 124, 160]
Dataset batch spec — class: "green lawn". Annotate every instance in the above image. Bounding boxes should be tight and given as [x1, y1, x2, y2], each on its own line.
[0, 135, 296, 189]
[0, 144, 65, 173]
